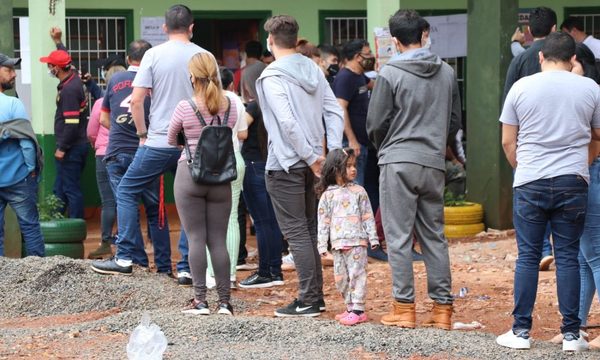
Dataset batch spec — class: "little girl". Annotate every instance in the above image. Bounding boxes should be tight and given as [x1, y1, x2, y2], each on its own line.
[317, 148, 379, 326]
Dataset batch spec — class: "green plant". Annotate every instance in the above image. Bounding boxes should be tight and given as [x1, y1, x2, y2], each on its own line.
[38, 194, 65, 222]
[444, 188, 467, 207]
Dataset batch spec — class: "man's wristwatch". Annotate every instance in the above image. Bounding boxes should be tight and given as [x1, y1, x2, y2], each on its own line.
[136, 131, 148, 139]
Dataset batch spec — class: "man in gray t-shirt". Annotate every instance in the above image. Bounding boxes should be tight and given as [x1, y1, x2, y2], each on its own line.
[496, 32, 600, 352]
[92, 5, 207, 277]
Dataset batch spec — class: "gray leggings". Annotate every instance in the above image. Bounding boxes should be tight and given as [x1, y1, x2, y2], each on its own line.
[174, 164, 232, 303]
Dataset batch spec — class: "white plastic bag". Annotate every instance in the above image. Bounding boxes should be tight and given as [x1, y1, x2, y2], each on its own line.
[126, 313, 168, 360]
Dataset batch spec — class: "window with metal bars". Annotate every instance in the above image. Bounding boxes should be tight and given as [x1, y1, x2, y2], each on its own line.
[569, 13, 600, 38]
[13, 15, 127, 87]
[324, 17, 367, 45]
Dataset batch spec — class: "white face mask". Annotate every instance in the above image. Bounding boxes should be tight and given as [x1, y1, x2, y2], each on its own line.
[101, 69, 106, 80]
[422, 35, 432, 49]
[266, 36, 272, 54]
[48, 69, 57, 79]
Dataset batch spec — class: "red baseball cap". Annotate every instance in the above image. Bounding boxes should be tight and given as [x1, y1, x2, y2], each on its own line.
[40, 50, 71, 67]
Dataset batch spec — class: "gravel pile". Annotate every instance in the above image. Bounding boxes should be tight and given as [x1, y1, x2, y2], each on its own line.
[1, 257, 598, 359]
[0, 256, 250, 317]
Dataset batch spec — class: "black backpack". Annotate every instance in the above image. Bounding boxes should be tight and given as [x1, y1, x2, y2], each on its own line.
[181, 97, 237, 185]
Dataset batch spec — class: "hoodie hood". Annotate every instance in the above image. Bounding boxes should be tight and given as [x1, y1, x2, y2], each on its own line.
[259, 53, 320, 94]
[386, 48, 442, 78]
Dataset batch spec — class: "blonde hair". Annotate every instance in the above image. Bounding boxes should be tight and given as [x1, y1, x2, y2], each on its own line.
[105, 65, 126, 84]
[189, 52, 223, 115]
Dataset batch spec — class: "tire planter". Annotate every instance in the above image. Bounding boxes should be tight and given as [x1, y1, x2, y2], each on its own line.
[444, 202, 484, 225]
[444, 223, 486, 239]
[44, 243, 85, 259]
[40, 218, 87, 243]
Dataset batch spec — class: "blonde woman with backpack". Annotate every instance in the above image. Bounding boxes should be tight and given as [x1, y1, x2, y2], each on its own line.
[168, 52, 238, 316]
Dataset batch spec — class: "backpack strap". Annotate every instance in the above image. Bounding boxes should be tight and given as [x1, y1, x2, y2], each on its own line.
[186, 99, 207, 127]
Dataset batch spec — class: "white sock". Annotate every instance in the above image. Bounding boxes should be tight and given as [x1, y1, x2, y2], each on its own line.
[116, 258, 132, 267]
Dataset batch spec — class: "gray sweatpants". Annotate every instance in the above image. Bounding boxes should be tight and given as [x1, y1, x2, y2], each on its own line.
[380, 162, 453, 304]
[266, 167, 324, 304]
[174, 164, 232, 303]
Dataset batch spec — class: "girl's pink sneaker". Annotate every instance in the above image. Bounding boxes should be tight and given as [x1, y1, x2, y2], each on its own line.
[335, 310, 351, 321]
[339, 312, 368, 326]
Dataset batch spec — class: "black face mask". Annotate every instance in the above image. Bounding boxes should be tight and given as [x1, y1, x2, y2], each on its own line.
[327, 64, 340, 77]
[360, 56, 375, 72]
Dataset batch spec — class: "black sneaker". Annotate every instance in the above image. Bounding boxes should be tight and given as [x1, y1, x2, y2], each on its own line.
[177, 272, 193, 287]
[182, 299, 210, 315]
[274, 299, 320, 317]
[271, 273, 284, 286]
[316, 298, 326, 312]
[239, 272, 274, 288]
[91, 257, 132, 276]
[217, 302, 234, 315]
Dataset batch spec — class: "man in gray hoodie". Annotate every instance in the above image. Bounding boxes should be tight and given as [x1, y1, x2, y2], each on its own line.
[366, 10, 460, 330]
[256, 15, 344, 317]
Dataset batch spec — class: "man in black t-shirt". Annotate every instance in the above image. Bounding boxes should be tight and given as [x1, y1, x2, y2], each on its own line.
[332, 39, 375, 186]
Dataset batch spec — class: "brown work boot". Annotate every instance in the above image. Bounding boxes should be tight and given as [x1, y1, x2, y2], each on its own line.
[423, 303, 453, 330]
[380, 301, 415, 328]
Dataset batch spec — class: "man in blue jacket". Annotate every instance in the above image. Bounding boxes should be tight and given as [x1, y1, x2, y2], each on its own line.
[0, 53, 44, 257]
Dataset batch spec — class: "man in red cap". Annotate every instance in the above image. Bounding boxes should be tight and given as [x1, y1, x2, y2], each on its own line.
[40, 48, 89, 219]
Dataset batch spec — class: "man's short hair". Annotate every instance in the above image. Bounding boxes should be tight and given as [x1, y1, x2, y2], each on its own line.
[528, 7, 557, 38]
[165, 4, 194, 33]
[388, 10, 429, 46]
[541, 31, 575, 63]
[560, 16, 585, 33]
[128, 40, 152, 63]
[264, 15, 299, 49]
[245, 41, 263, 59]
[318, 44, 339, 59]
[341, 39, 368, 61]
[220, 67, 234, 90]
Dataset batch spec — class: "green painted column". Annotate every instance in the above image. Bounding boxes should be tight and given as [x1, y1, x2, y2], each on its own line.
[29, 0, 65, 199]
[466, 0, 516, 229]
[367, 0, 401, 48]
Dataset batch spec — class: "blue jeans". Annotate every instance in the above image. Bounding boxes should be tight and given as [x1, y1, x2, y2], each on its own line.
[176, 231, 190, 274]
[0, 173, 44, 256]
[578, 158, 600, 327]
[512, 175, 587, 334]
[96, 155, 116, 243]
[54, 143, 89, 218]
[109, 147, 178, 272]
[243, 160, 283, 277]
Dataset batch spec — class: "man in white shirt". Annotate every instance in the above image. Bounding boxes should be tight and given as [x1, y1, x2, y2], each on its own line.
[561, 16, 600, 59]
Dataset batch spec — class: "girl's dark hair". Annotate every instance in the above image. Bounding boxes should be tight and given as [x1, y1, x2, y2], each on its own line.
[575, 43, 600, 84]
[316, 148, 355, 197]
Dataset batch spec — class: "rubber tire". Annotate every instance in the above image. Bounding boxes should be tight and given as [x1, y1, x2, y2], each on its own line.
[444, 223, 485, 239]
[40, 219, 87, 243]
[44, 243, 85, 259]
[444, 203, 484, 225]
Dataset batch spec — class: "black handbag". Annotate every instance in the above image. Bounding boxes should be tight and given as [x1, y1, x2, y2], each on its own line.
[180, 97, 237, 185]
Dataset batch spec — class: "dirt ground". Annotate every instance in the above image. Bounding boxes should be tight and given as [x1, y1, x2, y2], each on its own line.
[1, 209, 599, 358]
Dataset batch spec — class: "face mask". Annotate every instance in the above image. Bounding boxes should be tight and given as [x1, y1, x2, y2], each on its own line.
[101, 69, 106, 80]
[0, 81, 13, 91]
[48, 69, 57, 79]
[360, 56, 375, 72]
[266, 38, 272, 54]
[327, 64, 340, 77]
[422, 35, 432, 49]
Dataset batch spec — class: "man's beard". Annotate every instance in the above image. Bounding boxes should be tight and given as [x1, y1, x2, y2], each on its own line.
[1, 80, 14, 90]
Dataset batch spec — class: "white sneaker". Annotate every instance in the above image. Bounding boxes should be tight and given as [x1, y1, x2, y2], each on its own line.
[236, 263, 258, 271]
[281, 253, 295, 271]
[206, 274, 216, 289]
[563, 332, 589, 352]
[496, 329, 531, 350]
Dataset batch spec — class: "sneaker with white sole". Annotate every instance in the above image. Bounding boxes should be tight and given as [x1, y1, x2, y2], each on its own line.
[496, 329, 531, 349]
[239, 272, 274, 288]
[550, 330, 588, 344]
[281, 253, 295, 271]
[274, 299, 320, 317]
[182, 299, 210, 315]
[177, 271, 193, 287]
[217, 302, 234, 315]
[563, 332, 589, 352]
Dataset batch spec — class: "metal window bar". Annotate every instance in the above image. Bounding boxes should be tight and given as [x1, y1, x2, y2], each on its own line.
[325, 17, 368, 45]
[571, 13, 600, 38]
[12, 15, 127, 89]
